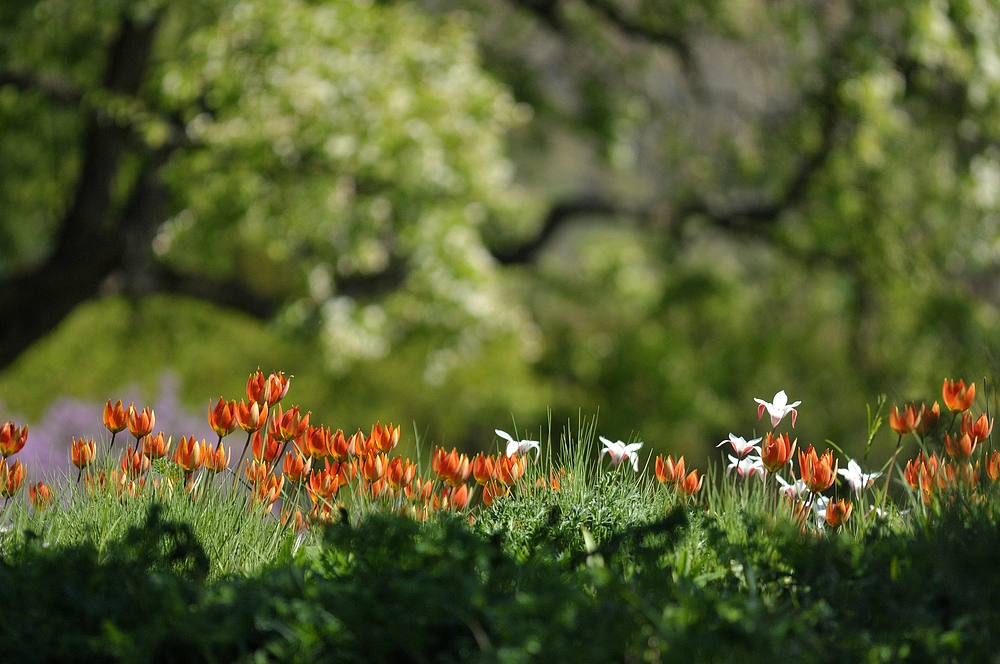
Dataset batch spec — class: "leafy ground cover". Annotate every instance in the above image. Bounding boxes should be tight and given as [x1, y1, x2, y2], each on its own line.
[0, 371, 997, 662]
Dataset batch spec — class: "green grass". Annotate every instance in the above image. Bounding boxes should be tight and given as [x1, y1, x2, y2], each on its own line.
[1, 407, 999, 661]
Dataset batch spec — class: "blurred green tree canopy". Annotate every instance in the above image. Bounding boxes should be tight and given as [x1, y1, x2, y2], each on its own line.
[3, 0, 1000, 461]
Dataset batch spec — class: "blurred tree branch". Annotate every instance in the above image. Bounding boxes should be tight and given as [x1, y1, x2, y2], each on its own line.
[0, 69, 82, 105]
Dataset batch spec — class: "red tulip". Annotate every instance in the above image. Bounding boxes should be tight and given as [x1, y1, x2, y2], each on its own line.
[103, 400, 128, 434]
[798, 446, 838, 493]
[283, 448, 312, 484]
[208, 398, 238, 438]
[143, 432, 170, 460]
[266, 371, 291, 406]
[246, 368, 271, 406]
[127, 406, 155, 439]
[889, 404, 921, 437]
[943, 379, 976, 413]
[204, 441, 231, 473]
[235, 399, 268, 433]
[0, 421, 28, 458]
[28, 482, 55, 510]
[825, 499, 852, 528]
[655, 455, 685, 484]
[760, 432, 796, 474]
[676, 469, 703, 498]
[172, 436, 205, 473]
[120, 445, 151, 478]
[71, 437, 97, 469]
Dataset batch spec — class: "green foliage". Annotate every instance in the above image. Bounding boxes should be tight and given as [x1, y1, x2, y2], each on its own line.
[6, 494, 1000, 662]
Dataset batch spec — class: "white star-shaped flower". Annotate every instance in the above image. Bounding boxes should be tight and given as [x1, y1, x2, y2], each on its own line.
[837, 459, 880, 495]
[495, 429, 540, 458]
[754, 390, 801, 428]
[599, 436, 642, 472]
[717, 433, 762, 459]
[727, 454, 766, 481]
[775, 475, 808, 499]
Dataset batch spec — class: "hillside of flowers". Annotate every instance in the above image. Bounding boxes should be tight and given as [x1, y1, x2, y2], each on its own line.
[0, 371, 998, 661]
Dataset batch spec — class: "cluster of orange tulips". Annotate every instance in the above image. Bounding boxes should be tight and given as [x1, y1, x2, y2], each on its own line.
[56, 369, 564, 530]
[650, 379, 999, 531]
[894, 379, 996, 503]
[0, 421, 28, 505]
[3, 370, 998, 536]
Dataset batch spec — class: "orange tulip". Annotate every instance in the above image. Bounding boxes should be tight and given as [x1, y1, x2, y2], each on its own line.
[914, 401, 940, 436]
[266, 371, 291, 406]
[28, 482, 54, 510]
[798, 446, 838, 493]
[235, 399, 268, 433]
[245, 459, 270, 485]
[331, 429, 359, 461]
[385, 457, 416, 491]
[943, 460, 978, 487]
[172, 436, 205, 473]
[283, 448, 312, 484]
[367, 422, 400, 454]
[360, 452, 387, 482]
[255, 473, 284, 508]
[431, 447, 472, 487]
[0, 421, 28, 459]
[655, 455, 685, 484]
[494, 454, 524, 487]
[760, 432, 796, 474]
[943, 379, 976, 413]
[120, 445, 151, 478]
[333, 459, 357, 484]
[71, 437, 97, 469]
[246, 368, 271, 406]
[889, 404, 921, 437]
[127, 406, 155, 439]
[251, 431, 282, 464]
[309, 501, 338, 525]
[944, 432, 978, 460]
[988, 451, 1000, 482]
[208, 398, 238, 439]
[204, 441, 231, 473]
[143, 432, 170, 459]
[449, 484, 471, 510]
[472, 453, 496, 486]
[961, 412, 993, 443]
[677, 469, 703, 498]
[482, 481, 509, 507]
[825, 499, 852, 528]
[904, 452, 941, 491]
[281, 508, 308, 532]
[268, 404, 310, 443]
[111, 469, 143, 499]
[308, 461, 341, 503]
[103, 400, 129, 434]
[404, 476, 434, 502]
[300, 425, 332, 459]
[0, 459, 25, 497]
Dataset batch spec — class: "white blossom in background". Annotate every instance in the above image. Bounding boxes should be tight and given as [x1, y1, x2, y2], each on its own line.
[718, 433, 762, 459]
[776, 475, 808, 499]
[727, 454, 766, 480]
[754, 390, 801, 428]
[838, 459, 881, 495]
[495, 429, 540, 458]
[599, 437, 642, 471]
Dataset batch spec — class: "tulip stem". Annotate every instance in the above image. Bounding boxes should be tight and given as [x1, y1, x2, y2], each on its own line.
[878, 436, 903, 513]
[107, 431, 117, 455]
[232, 431, 254, 492]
